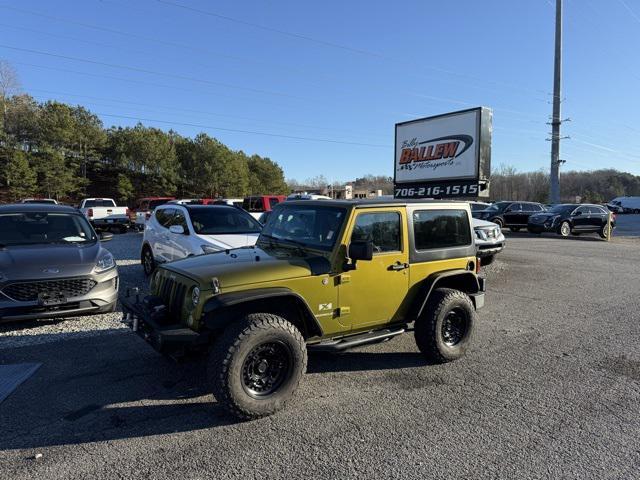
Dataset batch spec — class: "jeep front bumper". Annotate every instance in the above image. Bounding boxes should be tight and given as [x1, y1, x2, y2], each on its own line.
[120, 293, 206, 354]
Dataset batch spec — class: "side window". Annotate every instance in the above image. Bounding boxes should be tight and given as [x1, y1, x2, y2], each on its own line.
[268, 197, 281, 210]
[533, 204, 544, 212]
[507, 203, 521, 212]
[170, 210, 189, 231]
[413, 209, 472, 250]
[589, 206, 605, 215]
[576, 206, 589, 215]
[351, 211, 401, 253]
[155, 208, 174, 227]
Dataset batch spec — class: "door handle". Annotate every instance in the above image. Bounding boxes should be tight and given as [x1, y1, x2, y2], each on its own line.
[389, 262, 409, 271]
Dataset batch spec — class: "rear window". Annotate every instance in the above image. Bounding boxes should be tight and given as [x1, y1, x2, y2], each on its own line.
[243, 197, 265, 212]
[413, 210, 471, 250]
[351, 212, 401, 253]
[189, 208, 262, 235]
[84, 199, 116, 208]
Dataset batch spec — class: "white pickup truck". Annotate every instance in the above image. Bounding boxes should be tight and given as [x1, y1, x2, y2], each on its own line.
[79, 198, 130, 233]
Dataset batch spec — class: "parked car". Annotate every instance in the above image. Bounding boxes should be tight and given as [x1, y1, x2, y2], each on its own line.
[608, 196, 640, 214]
[286, 193, 332, 200]
[242, 195, 286, 220]
[132, 197, 175, 230]
[79, 198, 130, 233]
[473, 218, 505, 265]
[0, 204, 118, 323]
[20, 198, 58, 205]
[527, 204, 615, 238]
[122, 198, 485, 419]
[140, 204, 263, 275]
[469, 201, 491, 214]
[217, 198, 244, 207]
[473, 201, 546, 231]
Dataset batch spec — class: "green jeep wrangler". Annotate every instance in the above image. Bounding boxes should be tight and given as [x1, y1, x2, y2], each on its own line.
[122, 199, 485, 419]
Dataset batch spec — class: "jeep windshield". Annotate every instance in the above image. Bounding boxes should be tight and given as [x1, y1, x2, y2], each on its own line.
[0, 212, 97, 246]
[258, 204, 346, 252]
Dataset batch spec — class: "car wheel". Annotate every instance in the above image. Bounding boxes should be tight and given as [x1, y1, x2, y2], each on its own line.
[492, 218, 503, 228]
[510, 227, 520, 232]
[208, 313, 307, 420]
[414, 288, 476, 363]
[481, 255, 494, 266]
[141, 246, 156, 276]
[599, 224, 611, 239]
[559, 221, 571, 237]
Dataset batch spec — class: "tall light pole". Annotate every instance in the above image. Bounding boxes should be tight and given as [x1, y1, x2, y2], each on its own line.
[549, 0, 563, 203]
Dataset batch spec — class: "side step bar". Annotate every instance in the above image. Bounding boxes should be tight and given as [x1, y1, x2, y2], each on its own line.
[308, 328, 405, 352]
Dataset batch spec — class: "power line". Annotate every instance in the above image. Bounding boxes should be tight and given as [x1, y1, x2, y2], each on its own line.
[91, 112, 393, 148]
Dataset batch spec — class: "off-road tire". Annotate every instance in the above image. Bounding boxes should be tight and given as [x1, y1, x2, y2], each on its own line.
[414, 288, 476, 363]
[559, 221, 571, 237]
[141, 245, 156, 276]
[208, 313, 307, 420]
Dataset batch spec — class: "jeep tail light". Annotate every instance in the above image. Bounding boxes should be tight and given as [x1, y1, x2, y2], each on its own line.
[87, 208, 93, 217]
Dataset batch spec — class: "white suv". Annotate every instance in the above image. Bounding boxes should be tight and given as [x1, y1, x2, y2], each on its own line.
[141, 204, 262, 275]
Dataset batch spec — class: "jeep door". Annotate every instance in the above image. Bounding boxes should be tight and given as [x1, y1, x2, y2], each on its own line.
[339, 208, 409, 330]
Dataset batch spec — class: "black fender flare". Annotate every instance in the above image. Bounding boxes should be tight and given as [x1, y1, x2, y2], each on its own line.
[408, 269, 483, 319]
[202, 287, 323, 338]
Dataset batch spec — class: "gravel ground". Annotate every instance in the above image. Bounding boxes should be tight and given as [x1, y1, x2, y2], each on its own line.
[1, 228, 639, 479]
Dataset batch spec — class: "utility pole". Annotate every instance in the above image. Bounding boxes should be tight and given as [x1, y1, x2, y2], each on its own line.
[549, 0, 563, 204]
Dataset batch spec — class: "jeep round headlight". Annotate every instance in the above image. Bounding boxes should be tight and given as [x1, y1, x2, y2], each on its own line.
[191, 286, 200, 306]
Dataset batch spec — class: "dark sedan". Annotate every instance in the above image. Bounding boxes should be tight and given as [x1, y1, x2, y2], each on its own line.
[527, 204, 615, 238]
[0, 204, 118, 323]
[473, 201, 546, 231]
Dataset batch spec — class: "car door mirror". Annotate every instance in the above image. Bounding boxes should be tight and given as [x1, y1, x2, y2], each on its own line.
[100, 232, 114, 242]
[347, 240, 373, 264]
[169, 225, 185, 234]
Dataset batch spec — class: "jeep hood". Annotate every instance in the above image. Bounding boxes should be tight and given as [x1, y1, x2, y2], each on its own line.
[163, 246, 329, 289]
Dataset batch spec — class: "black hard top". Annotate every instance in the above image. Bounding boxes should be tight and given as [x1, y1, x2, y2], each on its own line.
[283, 198, 471, 208]
[0, 203, 79, 214]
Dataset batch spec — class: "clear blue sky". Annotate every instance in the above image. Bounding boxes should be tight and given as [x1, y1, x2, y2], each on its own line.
[1, 0, 639, 182]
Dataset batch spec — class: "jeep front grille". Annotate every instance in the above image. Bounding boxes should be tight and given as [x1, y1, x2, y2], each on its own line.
[2, 278, 97, 302]
[156, 275, 187, 318]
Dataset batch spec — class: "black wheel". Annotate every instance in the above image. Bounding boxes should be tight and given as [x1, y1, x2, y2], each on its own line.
[208, 313, 307, 420]
[599, 224, 611, 239]
[141, 245, 156, 276]
[414, 288, 476, 363]
[481, 255, 495, 266]
[510, 226, 520, 232]
[559, 221, 571, 237]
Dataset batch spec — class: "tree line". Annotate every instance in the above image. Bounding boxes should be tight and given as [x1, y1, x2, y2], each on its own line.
[0, 77, 288, 203]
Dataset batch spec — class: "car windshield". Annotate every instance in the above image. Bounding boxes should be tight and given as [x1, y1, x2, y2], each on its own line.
[0, 212, 97, 246]
[83, 199, 115, 208]
[189, 207, 262, 235]
[259, 205, 346, 252]
[548, 204, 577, 214]
[485, 202, 510, 212]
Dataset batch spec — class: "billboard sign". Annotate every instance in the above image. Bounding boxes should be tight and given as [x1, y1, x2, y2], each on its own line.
[394, 107, 492, 198]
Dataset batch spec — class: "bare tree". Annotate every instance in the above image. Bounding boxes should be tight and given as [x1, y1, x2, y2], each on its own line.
[0, 60, 21, 130]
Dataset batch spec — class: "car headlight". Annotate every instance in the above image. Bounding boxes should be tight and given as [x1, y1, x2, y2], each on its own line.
[202, 244, 221, 254]
[95, 252, 116, 273]
[474, 229, 487, 240]
[191, 286, 200, 306]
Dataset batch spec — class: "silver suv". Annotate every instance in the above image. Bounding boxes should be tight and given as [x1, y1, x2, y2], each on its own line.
[0, 204, 118, 323]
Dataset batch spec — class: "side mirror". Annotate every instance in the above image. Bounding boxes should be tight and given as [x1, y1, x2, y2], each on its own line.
[169, 225, 186, 235]
[345, 240, 373, 271]
[100, 232, 114, 242]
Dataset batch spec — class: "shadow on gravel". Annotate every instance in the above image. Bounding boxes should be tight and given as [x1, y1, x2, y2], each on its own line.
[503, 231, 606, 242]
[308, 350, 429, 373]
